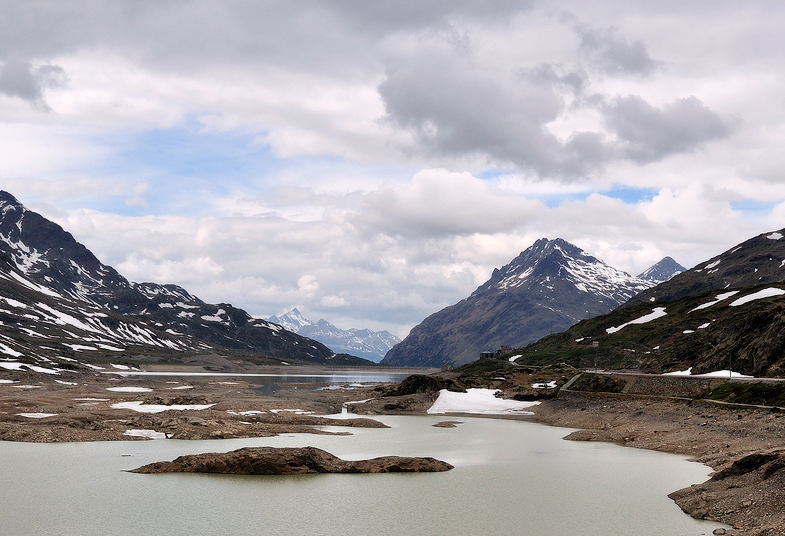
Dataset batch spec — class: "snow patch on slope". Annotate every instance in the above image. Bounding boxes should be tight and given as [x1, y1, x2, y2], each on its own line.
[606, 307, 667, 334]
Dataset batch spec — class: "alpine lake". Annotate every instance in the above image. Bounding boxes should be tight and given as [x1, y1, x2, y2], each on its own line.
[0, 372, 726, 536]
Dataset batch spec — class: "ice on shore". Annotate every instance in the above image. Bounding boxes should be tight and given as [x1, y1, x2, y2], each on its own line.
[123, 429, 167, 440]
[427, 388, 540, 415]
[106, 387, 153, 393]
[532, 381, 557, 389]
[17, 413, 57, 418]
[111, 401, 215, 413]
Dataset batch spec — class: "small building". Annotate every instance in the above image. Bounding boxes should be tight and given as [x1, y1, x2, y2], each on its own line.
[479, 351, 496, 360]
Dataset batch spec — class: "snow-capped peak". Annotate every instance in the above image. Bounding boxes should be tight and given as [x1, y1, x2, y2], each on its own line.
[268, 308, 312, 332]
[482, 238, 653, 303]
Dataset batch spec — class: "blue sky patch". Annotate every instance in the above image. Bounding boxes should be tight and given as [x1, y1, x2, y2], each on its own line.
[601, 185, 658, 204]
[730, 199, 778, 222]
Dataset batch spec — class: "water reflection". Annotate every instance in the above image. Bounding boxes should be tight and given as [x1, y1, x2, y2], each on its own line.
[112, 370, 413, 395]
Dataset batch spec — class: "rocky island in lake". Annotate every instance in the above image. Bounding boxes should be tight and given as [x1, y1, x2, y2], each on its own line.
[131, 446, 454, 475]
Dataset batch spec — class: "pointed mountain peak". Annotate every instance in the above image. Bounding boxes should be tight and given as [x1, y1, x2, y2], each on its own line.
[481, 237, 648, 300]
[268, 308, 313, 332]
[638, 256, 686, 284]
[0, 190, 23, 207]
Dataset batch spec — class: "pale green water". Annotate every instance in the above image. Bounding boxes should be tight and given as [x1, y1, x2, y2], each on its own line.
[0, 415, 724, 536]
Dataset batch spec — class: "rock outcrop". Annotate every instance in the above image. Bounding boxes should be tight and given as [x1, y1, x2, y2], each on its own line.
[131, 446, 453, 475]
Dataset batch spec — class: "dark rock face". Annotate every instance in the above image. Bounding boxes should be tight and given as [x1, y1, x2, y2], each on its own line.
[382, 238, 652, 367]
[130, 446, 453, 475]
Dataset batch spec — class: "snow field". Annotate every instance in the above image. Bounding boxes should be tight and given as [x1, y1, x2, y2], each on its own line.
[427, 388, 540, 415]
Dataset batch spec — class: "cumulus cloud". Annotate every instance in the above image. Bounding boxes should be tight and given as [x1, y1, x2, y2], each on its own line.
[602, 95, 734, 163]
[0, 2, 739, 181]
[0, 59, 66, 109]
[378, 45, 617, 177]
[353, 169, 545, 237]
[572, 21, 662, 77]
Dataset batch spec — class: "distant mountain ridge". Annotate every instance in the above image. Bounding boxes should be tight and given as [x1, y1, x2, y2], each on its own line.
[381, 238, 654, 367]
[0, 191, 372, 367]
[268, 309, 400, 362]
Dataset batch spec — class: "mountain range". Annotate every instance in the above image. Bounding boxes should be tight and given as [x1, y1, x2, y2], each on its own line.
[509, 229, 785, 377]
[0, 191, 373, 370]
[268, 308, 400, 362]
[382, 238, 661, 367]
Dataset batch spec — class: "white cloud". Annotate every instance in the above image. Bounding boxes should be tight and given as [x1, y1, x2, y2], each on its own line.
[297, 275, 320, 296]
[353, 168, 545, 237]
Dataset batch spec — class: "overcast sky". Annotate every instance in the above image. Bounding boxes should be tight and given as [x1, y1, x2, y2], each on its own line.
[1, 1, 784, 337]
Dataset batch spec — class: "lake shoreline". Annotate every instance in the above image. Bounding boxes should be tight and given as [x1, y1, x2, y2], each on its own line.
[2, 367, 782, 534]
[525, 396, 782, 536]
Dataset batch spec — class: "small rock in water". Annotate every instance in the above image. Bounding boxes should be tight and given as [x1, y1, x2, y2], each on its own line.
[712, 529, 726, 535]
[432, 421, 463, 428]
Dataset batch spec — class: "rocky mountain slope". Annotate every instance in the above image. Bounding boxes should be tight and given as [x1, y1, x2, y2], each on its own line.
[637, 256, 685, 284]
[508, 229, 785, 377]
[0, 191, 370, 368]
[268, 309, 400, 362]
[626, 230, 785, 307]
[381, 238, 654, 367]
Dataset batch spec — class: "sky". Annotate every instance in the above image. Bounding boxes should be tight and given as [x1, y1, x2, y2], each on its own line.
[1, 1, 785, 338]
